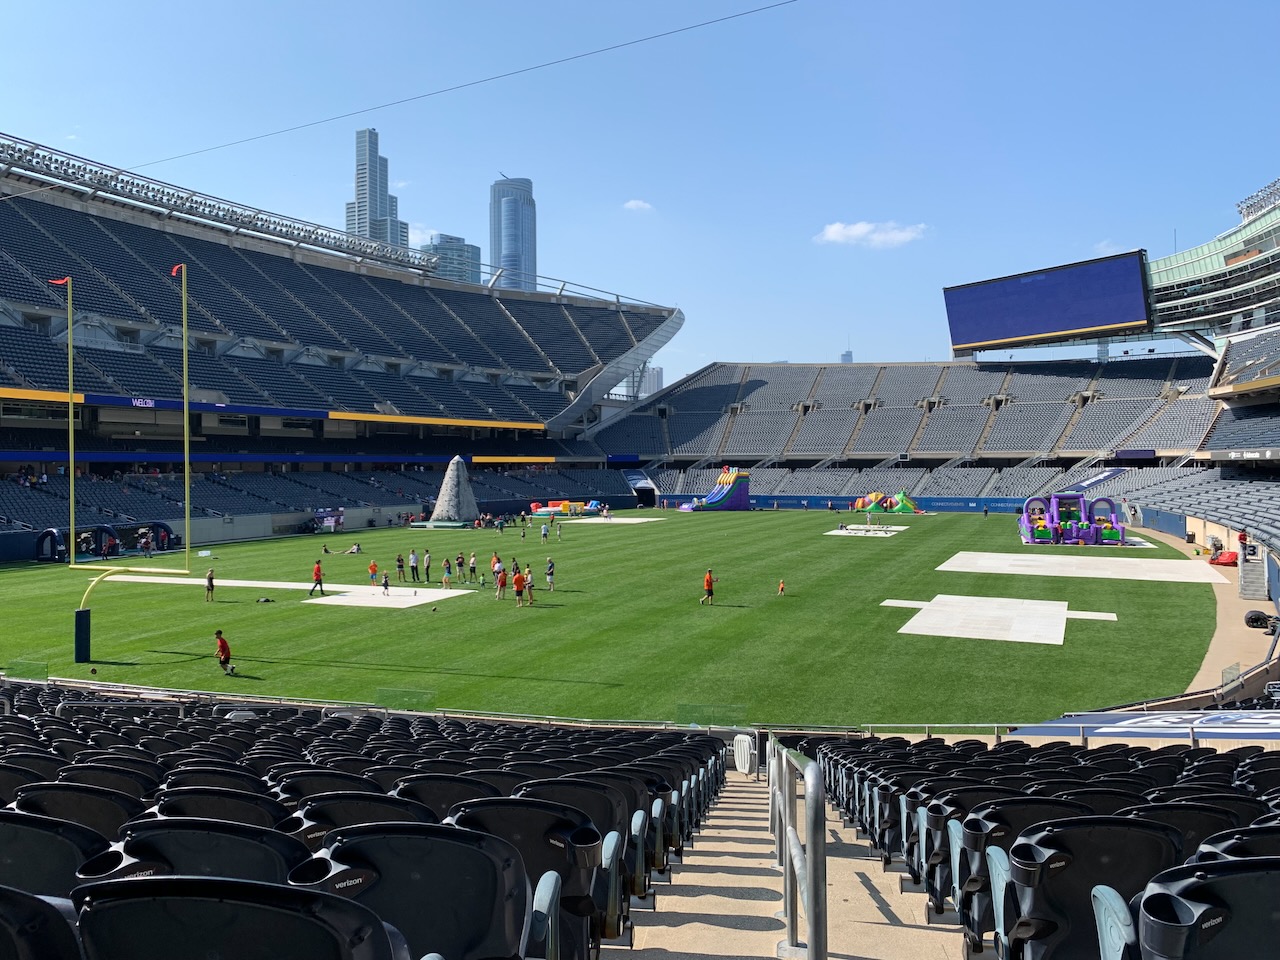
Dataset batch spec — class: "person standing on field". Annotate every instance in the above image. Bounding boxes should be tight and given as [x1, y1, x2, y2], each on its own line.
[700, 569, 718, 605]
[310, 560, 325, 596]
[408, 549, 419, 582]
[205, 568, 215, 602]
[368, 559, 378, 586]
[395, 553, 406, 582]
[545, 557, 555, 591]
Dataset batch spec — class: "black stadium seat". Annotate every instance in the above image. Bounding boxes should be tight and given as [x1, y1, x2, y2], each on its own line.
[74, 876, 415, 960]
[76, 816, 311, 884]
[0, 883, 82, 960]
[0, 809, 110, 898]
[291, 822, 550, 960]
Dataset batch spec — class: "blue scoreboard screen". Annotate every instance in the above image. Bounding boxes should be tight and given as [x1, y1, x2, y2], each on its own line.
[945, 251, 1150, 353]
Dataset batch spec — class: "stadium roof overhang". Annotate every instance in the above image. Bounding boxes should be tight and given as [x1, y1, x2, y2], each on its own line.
[545, 308, 684, 431]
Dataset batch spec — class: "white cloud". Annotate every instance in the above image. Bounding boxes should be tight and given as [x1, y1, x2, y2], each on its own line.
[407, 224, 438, 247]
[623, 199, 653, 212]
[1093, 239, 1127, 256]
[392, 179, 411, 189]
[814, 220, 927, 248]
[65, 134, 78, 141]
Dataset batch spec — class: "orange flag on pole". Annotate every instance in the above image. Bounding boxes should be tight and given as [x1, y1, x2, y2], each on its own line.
[171, 263, 184, 276]
[48, 277, 70, 285]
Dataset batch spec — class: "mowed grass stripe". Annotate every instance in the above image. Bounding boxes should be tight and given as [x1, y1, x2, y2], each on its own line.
[0, 511, 1214, 725]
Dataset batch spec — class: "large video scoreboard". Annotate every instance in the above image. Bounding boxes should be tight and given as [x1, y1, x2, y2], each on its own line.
[945, 251, 1151, 355]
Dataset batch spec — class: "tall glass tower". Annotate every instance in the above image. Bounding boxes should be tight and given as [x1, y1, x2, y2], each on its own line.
[422, 233, 482, 285]
[489, 177, 537, 291]
[345, 129, 409, 247]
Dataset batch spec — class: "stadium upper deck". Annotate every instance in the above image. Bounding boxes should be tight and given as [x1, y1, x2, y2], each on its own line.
[0, 134, 680, 434]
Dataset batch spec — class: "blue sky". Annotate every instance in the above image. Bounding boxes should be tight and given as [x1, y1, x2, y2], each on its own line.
[5, 1, 1280, 382]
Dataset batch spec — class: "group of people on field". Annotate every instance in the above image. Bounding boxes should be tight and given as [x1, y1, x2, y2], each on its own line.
[489, 553, 556, 607]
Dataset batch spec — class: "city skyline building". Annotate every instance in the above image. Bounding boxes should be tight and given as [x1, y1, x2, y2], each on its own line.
[345, 128, 409, 247]
[489, 176, 537, 291]
[625, 364, 663, 399]
[421, 232, 482, 285]
[840, 349, 853, 364]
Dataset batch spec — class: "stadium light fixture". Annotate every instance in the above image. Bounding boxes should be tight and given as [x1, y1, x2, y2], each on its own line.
[1236, 177, 1280, 222]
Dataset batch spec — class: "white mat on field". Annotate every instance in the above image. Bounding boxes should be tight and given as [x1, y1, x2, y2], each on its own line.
[937, 551, 1228, 583]
[882, 594, 1116, 645]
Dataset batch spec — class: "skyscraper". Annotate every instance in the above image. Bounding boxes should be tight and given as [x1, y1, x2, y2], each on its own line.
[421, 233, 482, 286]
[489, 177, 537, 291]
[345, 129, 409, 247]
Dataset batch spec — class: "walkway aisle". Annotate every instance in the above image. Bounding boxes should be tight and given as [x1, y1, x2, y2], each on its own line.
[624, 773, 963, 960]
[823, 801, 962, 960]
[627, 775, 787, 960]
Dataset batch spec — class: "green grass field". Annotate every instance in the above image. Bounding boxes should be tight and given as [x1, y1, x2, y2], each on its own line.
[0, 510, 1215, 727]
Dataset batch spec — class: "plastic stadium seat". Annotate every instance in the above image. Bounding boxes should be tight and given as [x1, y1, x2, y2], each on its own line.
[0, 883, 82, 960]
[389, 773, 502, 819]
[515, 778, 633, 942]
[919, 784, 1022, 914]
[896, 775, 979, 879]
[74, 876, 414, 960]
[145, 785, 291, 828]
[56, 762, 158, 800]
[1, 752, 66, 780]
[160, 765, 267, 793]
[279, 792, 438, 851]
[12, 782, 146, 838]
[957, 797, 1093, 954]
[1136, 857, 1280, 959]
[1004, 816, 1182, 960]
[290, 821, 559, 960]
[1116, 802, 1242, 854]
[1188, 823, 1280, 862]
[76, 816, 311, 884]
[271, 770, 383, 809]
[0, 809, 109, 898]
[574, 769, 661, 898]
[1054, 788, 1146, 816]
[463, 768, 534, 796]
[451, 797, 603, 960]
[0, 763, 42, 805]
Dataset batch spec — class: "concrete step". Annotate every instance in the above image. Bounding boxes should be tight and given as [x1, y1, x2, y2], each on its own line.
[1240, 557, 1269, 601]
[624, 773, 963, 960]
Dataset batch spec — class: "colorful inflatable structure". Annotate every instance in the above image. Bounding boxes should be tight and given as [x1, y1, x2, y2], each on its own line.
[1020, 492, 1126, 545]
[680, 466, 750, 511]
[853, 490, 923, 514]
[530, 500, 601, 517]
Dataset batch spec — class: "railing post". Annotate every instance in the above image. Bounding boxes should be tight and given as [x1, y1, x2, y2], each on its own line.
[804, 761, 827, 960]
[784, 752, 799, 949]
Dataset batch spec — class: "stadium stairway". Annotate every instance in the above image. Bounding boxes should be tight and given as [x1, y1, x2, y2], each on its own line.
[1240, 555, 1269, 602]
[630, 772, 960, 960]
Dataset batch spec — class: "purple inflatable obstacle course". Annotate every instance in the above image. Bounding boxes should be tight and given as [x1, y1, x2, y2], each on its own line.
[1019, 492, 1126, 545]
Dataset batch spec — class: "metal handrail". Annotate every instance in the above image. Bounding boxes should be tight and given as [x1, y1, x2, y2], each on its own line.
[768, 735, 827, 960]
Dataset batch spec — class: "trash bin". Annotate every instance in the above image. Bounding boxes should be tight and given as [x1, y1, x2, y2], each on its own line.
[1185, 533, 1195, 544]
[367, 518, 376, 528]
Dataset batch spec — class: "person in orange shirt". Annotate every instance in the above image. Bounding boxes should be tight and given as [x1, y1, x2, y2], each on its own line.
[368, 560, 378, 586]
[310, 560, 325, 597]
[700, 569, 718, 605]
[214, 630, 235, 675]
[778, 579, 785, 596]
[513, 568, 526, 607]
